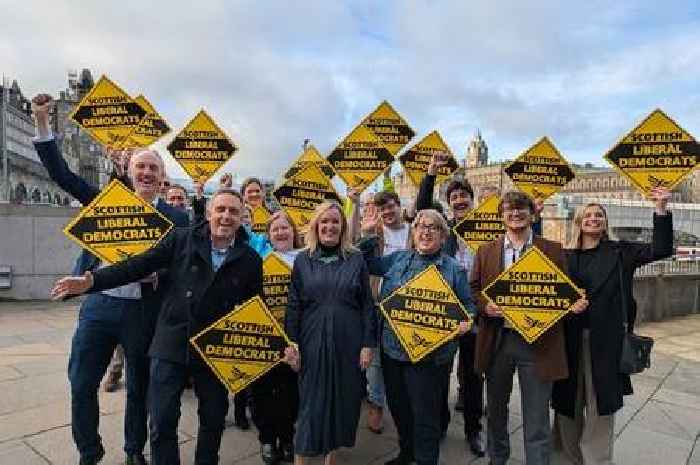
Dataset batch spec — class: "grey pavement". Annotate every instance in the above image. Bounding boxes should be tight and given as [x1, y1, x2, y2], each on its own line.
[1, 301, 699, 465]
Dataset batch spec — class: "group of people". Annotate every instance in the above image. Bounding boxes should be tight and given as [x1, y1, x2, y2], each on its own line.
[32, 93, 674, 465]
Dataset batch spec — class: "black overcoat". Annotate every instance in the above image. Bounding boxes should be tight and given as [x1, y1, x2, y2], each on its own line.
[90, 221, 263, 365]
[284, 249, 376, 456]
[552, 213, 673, 417]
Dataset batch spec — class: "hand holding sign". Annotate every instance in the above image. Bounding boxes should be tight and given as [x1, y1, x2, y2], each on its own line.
[427, 151, 450, 176]
[485, 302, 503, 318]
[570, 297, 589, 314]
[284, 345, 300, 372]
[650, 186, 671, 215]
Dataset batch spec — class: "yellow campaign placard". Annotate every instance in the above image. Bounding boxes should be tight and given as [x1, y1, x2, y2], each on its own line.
[327, 125, 395, 191]
[63, 179, 174, 264]
[504, 136, 575, 200]
[250, 205, 271, 235]
[604, 109, 700, 196]
[166, 110, 238, 183]
[380, 265, 471, 363]
[361, 100, 415, 156]
[69, 75, 147, 147]
[190, 296, 292, 395]
[453, 195, 505, 253]
[283, 145, 336, 180]
[482, 247, 584, 343]
[273, 163, 341, 230]
[399, 130, 458, 187]
[262, 253, 293, 326]
[116, 95, 171, 148]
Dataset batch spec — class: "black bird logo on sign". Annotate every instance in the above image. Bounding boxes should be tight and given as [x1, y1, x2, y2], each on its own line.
[193, 166, 209, 178]
[116, 249, 133, 260]
[229, 365, 250, 383]
[647, 175, 671, 188]
[523, 315, 547, 331]
[409, 331, 433, 350]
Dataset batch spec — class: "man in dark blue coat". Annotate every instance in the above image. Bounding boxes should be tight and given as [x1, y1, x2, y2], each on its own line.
[31, 94, 189, 465]
[51, 189, 263, 465]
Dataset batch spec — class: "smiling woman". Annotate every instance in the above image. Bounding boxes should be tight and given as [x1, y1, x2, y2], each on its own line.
[284, 201, 375, 465]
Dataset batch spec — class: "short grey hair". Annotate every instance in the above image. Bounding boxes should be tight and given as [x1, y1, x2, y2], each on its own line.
[412, 209, 449, 236]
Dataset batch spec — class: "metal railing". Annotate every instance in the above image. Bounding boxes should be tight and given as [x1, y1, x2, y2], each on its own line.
[635, 260, 700, 277]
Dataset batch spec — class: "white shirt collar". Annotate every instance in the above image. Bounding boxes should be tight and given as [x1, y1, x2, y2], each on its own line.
[504, 229, 533, 251]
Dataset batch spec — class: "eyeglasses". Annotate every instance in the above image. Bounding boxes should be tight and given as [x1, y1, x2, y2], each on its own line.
[415, 223, 438, 233]
[503, 207, 530, 215]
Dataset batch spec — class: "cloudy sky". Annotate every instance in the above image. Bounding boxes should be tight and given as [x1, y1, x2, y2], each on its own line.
[4, 1, 700, 186]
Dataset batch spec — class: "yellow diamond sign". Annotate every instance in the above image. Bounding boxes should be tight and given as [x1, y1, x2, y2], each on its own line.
[262, 253, 293, 326]
[283, 145, 336, 180]
[361, 100, 415, 156]
[69, 75, 147, 147]
[482, 247, 584, 343]
[380, 265, 471, 363]
[250, 206, 271, 235]
[604, 109, 700, 196]
[167, 110, 238, 182]
[190, 296, 291, 395]
[453, 195, 505, 254]
[399, 130, 458, 187]
[117, 95, 171, 148]
[63, 179, 174, 264]
[327, 125, 394, 191]
[273, 163, 341, 230]
[504, 136, 576, 200]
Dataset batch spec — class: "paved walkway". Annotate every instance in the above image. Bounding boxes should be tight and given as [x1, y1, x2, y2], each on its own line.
[0, 301, 699, 465]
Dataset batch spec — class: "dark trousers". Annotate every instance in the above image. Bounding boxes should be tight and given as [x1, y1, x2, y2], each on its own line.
[149, 357, 229, 465]
[383, 353, 450, 465]
[459, 331, 484, 436]
[486, 331, 553, 465]
[251, 364, 299, 444]
[67, 293, 149, 459]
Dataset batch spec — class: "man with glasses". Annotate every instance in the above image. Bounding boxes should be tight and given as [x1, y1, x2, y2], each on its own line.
[470, 191, 587, 465]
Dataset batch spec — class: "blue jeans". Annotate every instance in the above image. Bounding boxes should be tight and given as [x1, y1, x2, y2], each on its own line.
[149, 357, 229, 465]
[366, 349, 385, 407]
[67, 293, 149, 459]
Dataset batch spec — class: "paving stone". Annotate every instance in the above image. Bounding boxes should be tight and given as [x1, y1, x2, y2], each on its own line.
[653, 387, 700, 411]
[0, 400, 70, 442]
[631, 399, 700, 441]
[0, 371, 68, 415]
[614, 425, 693, 465]
[0, 440, 48, 465]
[0, 364, 24, 382]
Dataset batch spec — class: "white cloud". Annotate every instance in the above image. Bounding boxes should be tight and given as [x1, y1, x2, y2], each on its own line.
[2, 0, 699, 182]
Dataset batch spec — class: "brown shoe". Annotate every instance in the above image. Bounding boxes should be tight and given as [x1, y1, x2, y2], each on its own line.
[102, 372, 122, 392]
[367, 402, 384, 434]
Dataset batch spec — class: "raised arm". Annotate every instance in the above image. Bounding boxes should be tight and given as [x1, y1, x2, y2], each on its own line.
[31, 94, 100, 205]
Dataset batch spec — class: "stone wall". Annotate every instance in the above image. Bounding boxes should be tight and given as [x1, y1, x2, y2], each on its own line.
[634, 274, 700, 323]
[0, 203, 81, 300]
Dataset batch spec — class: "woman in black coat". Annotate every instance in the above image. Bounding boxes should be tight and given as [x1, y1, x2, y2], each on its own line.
[552, 187, 673, 465]
[284, 201, 375, 465]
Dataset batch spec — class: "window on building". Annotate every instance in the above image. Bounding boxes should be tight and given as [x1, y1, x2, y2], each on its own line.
[14, 183, 27, 203]
[31, 188, 41, 203]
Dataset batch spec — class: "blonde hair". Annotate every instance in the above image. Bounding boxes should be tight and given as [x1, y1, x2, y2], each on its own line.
[409, 209, 449, 251]
[566, 202, 613, 250]
[266, 210, 303, 249]
[305, 201, 356, 259]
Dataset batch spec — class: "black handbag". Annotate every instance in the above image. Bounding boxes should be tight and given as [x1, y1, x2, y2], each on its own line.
[617, 252, 654, 374]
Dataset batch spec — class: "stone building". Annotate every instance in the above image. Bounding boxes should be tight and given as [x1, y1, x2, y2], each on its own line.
[0, 70, 111, 206]
[0, 79, 58, 204]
